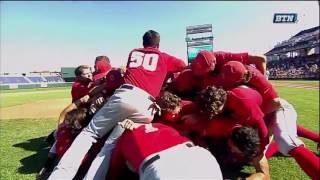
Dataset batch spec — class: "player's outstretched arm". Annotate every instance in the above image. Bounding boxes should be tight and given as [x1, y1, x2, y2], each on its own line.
[58, 95, 90, 126]
[247, 55, 267, 75]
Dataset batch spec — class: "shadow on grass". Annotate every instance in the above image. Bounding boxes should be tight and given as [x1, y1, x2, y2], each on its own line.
[13, 136, 50, 174]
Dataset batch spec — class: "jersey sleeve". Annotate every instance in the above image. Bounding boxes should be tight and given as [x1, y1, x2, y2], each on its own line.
[247, 66, 279, 100]
[71, 85, 90, 102]
[163, 53, 187, 73]
[214, 51, 249, 68]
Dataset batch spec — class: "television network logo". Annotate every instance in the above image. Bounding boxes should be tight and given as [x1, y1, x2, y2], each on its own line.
[273, 13, 298, 23]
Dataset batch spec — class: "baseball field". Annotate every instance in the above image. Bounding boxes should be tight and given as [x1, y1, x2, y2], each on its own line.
[0, 80, 319, 180]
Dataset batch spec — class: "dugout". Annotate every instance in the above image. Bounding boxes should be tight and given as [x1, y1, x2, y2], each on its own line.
[61, 67, 76, 82]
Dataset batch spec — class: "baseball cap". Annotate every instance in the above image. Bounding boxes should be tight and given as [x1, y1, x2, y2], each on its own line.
[220, 61, 247, 85]
[191, 50, 216, 77]
[93, 60, 112, 81]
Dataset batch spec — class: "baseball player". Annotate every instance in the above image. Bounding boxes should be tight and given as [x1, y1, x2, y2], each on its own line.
[48, 30, 186, 179]
[264, 99, 320, 180]
[191, 50, 266, 77]
[196, 86, 269, 157]
[266, 124, 320, 158]
[92, 55, 112, 83]
[218, 61, 281, 114]
[150, 93, 266, 179]
[198, 86, 320, 180]
[190, 50, 266, 90]
[71, 65, 94, 102]
[165, 69, 201, 100]
[37, 95, 90, 180]
[105, 120, 223, 180]
[200, 116, 267, 180]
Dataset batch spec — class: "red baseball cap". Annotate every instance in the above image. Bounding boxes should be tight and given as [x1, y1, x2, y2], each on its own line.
[220, 61, 247, 85]
[174, 69, 196, 92]
[191, 50, 216, 77]
[93, 60, 112, 81]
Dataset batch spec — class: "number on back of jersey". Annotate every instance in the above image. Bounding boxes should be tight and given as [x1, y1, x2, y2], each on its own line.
[128, 51, 159, 71]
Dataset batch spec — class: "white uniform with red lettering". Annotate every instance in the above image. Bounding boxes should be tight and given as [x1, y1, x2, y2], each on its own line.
[48, 47, 186, 179]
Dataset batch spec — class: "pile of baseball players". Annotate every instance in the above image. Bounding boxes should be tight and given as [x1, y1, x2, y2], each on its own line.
[38, 30, 320, 180]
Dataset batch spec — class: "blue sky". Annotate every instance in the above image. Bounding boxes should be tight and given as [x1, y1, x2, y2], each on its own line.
[1, 1, 319, 73]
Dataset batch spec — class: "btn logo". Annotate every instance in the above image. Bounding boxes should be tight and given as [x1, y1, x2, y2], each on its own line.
[273, 13, 298, 23]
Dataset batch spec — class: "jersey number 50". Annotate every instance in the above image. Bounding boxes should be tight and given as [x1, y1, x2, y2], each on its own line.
[128, 51, 159, 71]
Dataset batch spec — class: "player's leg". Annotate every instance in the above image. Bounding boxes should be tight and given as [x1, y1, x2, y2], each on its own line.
[271, 99, 319, 179]
[84, 125, 125, 180]
[48, 88, 135, 179]
[84, 86, 156, 179]
[265, 142, 279, 159]
[297, 124, 320, 143]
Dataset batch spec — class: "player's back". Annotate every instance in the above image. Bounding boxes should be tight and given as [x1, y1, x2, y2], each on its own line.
[124, 47, 185, 97]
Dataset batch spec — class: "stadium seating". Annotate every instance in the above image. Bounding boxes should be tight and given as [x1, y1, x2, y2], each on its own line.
[265, 26, 319, 80]
[27, 76, 44, 83]
[43, 76, 65, 83]
[0, 76, 30, 84]
[0, 75, 65, 84]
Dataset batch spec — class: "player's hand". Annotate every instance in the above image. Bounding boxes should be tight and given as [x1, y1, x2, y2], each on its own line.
[118, 119, 137, 131]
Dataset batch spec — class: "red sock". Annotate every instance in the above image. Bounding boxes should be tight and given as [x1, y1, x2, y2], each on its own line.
[289, 145, 320, 180]
[266, 142, 279, 159]
[297, 125, 320, 143]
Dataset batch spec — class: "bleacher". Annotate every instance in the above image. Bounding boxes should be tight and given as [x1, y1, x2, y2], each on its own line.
[43, 76, 64, 83]
[27, 76, 44, 83]
[0, 75, 66, 84]
[265, 26, 319, 80]
[0, 76, 30, 84]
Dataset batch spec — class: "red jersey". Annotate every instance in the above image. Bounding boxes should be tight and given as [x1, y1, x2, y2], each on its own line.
[124, 47, 186, 97]
[226, 86, 268, 154]
[202, 116, 242, 138]
[246, 65, 278, 100]
[71, 77, 93, 102]
[213, 51, 249, 71]
[107, 123, 189, 179]
[56, 126, 80, 157]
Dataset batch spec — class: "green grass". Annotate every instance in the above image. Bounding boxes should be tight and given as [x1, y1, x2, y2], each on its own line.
[240, 84, 319, 180]
[271, 80, 319, 86]
[0, 87, 70, 108]
[0, 119, 56, 180]
[0, 83, 319, 180]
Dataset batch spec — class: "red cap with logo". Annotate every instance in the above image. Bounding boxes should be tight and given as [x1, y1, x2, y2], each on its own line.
[191, 50, 216, 77]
